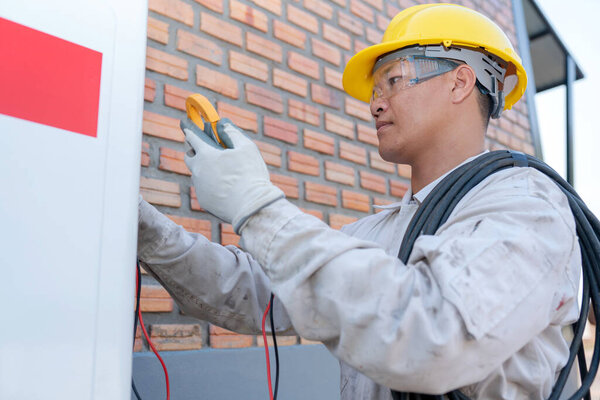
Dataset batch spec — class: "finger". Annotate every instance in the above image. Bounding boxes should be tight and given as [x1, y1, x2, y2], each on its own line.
[218, 119, 251, 149]
[180, 118, 222, 150]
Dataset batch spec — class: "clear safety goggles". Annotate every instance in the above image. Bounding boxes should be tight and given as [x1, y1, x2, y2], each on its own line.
[370, 55, 459, 103]
[371, 45, 509, 118]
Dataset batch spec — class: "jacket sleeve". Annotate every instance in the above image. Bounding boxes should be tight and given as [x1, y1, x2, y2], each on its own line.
[137, 197, 295, 335]
[239, 168, 580, 393]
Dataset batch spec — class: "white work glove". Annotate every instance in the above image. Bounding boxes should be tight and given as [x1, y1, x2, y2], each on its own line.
[183, 118, 284, 234]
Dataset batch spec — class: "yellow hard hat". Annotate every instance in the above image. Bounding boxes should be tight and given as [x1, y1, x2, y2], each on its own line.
[342, 3, 527, 111]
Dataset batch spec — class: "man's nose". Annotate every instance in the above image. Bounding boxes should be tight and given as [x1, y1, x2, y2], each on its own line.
[370, 96, 388, 117]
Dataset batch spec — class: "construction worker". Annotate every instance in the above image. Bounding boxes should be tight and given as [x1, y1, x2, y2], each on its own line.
[137, 4, 581, 399]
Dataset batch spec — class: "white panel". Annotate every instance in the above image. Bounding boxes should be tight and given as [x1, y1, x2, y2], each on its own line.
[0, 1, 146, 399]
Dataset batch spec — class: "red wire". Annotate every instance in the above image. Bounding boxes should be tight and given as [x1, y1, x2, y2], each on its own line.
[137, 268, 170, 400]
[262, 299, 273, 400]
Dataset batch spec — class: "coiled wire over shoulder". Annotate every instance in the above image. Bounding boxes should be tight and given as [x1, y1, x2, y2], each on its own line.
[392, 150, 599, 400]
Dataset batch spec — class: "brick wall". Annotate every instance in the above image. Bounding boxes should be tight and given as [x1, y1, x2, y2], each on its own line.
[138, 0, 534, 352]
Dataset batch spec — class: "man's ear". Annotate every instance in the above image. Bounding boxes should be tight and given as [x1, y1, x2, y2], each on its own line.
[451, 64, 477, 105]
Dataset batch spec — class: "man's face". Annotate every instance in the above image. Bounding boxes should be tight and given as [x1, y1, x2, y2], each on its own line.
[369, 64, 451, 165]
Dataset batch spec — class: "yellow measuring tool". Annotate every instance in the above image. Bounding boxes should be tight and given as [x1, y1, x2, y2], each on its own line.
[185, 94, 226, 148]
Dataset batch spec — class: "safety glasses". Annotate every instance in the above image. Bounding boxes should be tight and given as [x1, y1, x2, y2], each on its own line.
[370, 55, 459, 103]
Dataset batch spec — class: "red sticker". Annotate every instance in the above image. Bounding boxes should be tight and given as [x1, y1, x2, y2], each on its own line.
[0, 17, 103, 137]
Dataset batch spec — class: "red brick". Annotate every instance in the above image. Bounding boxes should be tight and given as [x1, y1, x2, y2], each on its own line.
[398, 0, 417, 9]
[230, 51, 269, 82]
[251, 0, 282, 15]
[499, 116, 513, 133]
[190, 186, 205, 212]
[149, 0, 194, 26]
[134, 338, 143, 352]
[254, 139, 282, 167]
[300, 337, 322, 345]
[357, 124, 378, 146]
[366, 26, 383, 44]
[230, 0, 268, 32]
[324, 67, 343, 91]
[311, 83, 341, 109]
[164, 84, 193, 111]
[194, 0, 223, 12]
[217, 101, 258, 133]
[329, 213, 358, 230]
[360, 170, 386, 193]
[159, 147, 191, 176]
[376, 14, 390, 31]
[147, 16, 169, 44]
[325, 161, 355, 186]
[145, 78, 156, 102]
[288, 99, 320, 126]
[211, 335, 253, 348]
[210, 326, 253, 348]
[247, 32, 283, 63]
[167, 215, 212, 239]
[322, 23, 352, 51]
[354, 39, 368, 52]
[146, 47, 188, 80]
[140, 176, 181, 208]
[369, 150, 395, 173]
[141, 142, 150, 167]
[517, 112, 531, 130]
[373, 197, 394, 207]
[246, 84, 283, 113]
[513, 124, 528, 141]
[200, 12, 243, 46]
[363, 0, 383, 10]
[273, 69, 308, 97]
[342, 190, 370, 212]
[312, 38, 341, 66]
[150, 324, 202, 351]
[288, 151, 320, 176]
[270, 173, 299, 198]
[177, 30, 223, 65]
[303, 129, 335, 155]
[143, 111, 184, 143]
[338, 10, 363, 36]
[390, 179, 409, 198]
[287, 4, 319, 34]
[339, 141, 367, 165]
[303, 0, 333, 19]
[273, 20, 306, 49]
[196, 65, 239, 99]
[288, 51, 320, 80]
[397, 164, 411, 179]
[325, 112, 354, 139]
[221, 224, 240, 246]
[350, 0, 374, 23]
[140, 285, 174, 312]
[301, 208, 324, 220]
[386, 2, 400, 18]
[305, 181, 338, 206]
[264, 116, 298, 144]
[257, 335, 298, 347]
[522, 142, 535, 156]
[346, 97, 372, 122]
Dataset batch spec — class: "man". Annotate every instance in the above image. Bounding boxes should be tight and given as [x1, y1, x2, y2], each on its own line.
[138, 4, 580, 399]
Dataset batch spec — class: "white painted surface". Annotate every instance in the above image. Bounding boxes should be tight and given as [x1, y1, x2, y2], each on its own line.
[0, 1, 147, 398]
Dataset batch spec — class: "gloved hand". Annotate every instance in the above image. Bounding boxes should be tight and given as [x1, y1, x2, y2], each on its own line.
[183, 118, 284, 234]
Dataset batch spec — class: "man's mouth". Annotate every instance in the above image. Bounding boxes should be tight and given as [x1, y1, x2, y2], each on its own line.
[375, 121, 392, 133]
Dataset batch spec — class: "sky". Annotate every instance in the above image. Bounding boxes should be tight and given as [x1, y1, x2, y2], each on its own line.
[534, 0, 600, 215]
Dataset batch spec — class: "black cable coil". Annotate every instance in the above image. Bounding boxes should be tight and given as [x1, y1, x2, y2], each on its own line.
[391, 150, 600, 400]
